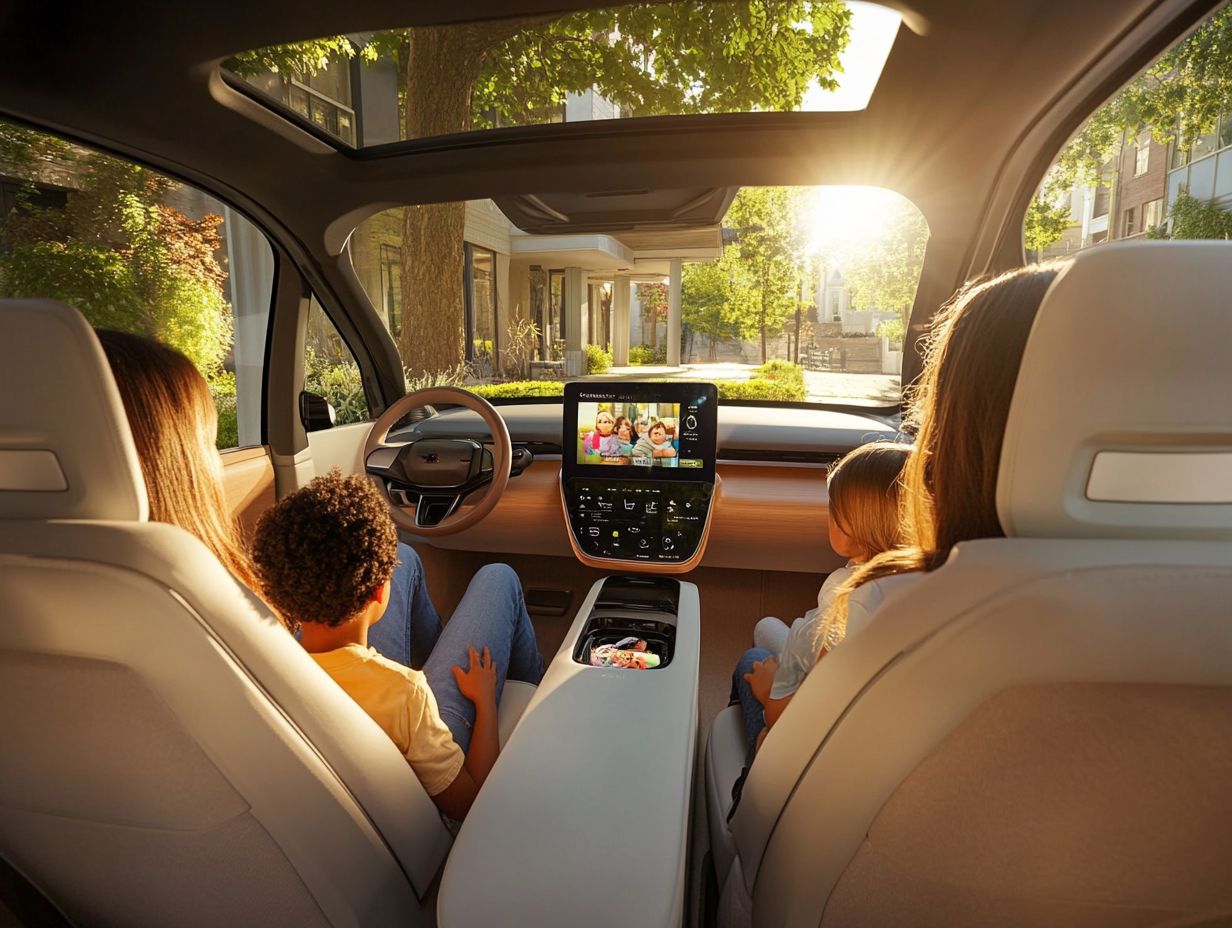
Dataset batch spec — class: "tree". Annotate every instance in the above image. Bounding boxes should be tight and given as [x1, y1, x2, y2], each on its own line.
[1023, 192, 1073, 257]
[722, 186, 804, 362]
[635, 281, 667, 347]
[682, 249, 753, 360]
[0, 123, 233, 374]
[839, 199, 928, 327]
[227, 2, 852, 375]
[1046, 7, 1232, 193]
[1159, 189, 1232, 239]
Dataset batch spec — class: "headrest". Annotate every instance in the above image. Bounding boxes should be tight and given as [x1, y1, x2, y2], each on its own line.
[0, 300, 148, 521]
[997, 241, 1232, 541]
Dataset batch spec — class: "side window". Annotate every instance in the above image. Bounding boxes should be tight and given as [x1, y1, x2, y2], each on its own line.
[0, 118, 273, 450]
[305, 296, 370, 424]
[1026, 4, 1232, 258]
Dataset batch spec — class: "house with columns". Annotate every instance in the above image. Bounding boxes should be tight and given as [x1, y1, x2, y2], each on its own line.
[350, 198, 723, 377]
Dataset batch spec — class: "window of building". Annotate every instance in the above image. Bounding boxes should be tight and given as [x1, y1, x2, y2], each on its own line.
[1134, 132, 1151, 175]
[378, 244, 403, 336]
[1219, 106, 1232, 151]
[305, 296, 370, 424]
[0, 118, 274, 450]
[1192, 129, 1218, 160]
[1092, 185, 1110, 218]
[1142, 198, 1164, 232]
[464, 243, 497, 368]
[1124, 206, 1137, 236]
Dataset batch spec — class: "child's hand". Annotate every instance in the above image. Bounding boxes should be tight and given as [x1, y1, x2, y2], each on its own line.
[452, 645, 497, 707]
[743, 656, 779, 706]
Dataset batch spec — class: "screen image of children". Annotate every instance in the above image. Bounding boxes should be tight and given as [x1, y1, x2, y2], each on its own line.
[581, 408, 623, 457]
[631, 416, 679, 467]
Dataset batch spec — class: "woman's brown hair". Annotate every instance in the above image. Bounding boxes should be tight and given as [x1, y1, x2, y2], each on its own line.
[97, 330, 271, 622]
[818, 262, 1065, 649]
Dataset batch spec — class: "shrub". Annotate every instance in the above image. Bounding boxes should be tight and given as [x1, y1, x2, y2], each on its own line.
[875, 318, 906, 345]
[305, 349, 369, 425]
[714, 378, 807, 403]
[208, 370, 239, 449]
[469, 381, 565, 399]
[629, 343, 666, 365]
[752, 359, 805, 389]
[584, 343, 612, 374]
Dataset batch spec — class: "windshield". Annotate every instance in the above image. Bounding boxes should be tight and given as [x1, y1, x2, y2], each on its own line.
[347, 186, 926, 407]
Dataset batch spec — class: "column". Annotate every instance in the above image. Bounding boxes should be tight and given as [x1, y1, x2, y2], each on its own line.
[564, 266, 587, 377]
[612, 275, 631, 366]
[667, 258, 682, 367]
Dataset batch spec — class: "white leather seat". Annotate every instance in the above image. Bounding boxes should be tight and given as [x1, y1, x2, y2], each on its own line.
[706, 242, 1232, 927]
[0, 300, 533, 927]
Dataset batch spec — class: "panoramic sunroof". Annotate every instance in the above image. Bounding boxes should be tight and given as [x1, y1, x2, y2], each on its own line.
[222, 1, 900, 149]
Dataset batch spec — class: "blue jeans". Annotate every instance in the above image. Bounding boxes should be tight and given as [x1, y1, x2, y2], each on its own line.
[731, 647, 775, 761]
[368, 545, 544, 753]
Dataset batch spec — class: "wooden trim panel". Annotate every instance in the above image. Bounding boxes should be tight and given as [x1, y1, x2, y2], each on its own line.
[221, 445, 275, 536]
[423, 459, 844, 574]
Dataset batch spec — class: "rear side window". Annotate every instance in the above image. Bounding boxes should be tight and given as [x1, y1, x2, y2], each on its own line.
[1026, 4, 1232, 257]
[0, 119, 274, 449]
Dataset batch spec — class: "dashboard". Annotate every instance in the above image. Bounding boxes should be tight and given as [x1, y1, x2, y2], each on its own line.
[395, 392, 900, 574]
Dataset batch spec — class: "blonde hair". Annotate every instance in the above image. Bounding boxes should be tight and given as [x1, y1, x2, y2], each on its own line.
[826, 442, 912, 560]
[97, 331, 278, 627]
[816, 263, 1065, 650]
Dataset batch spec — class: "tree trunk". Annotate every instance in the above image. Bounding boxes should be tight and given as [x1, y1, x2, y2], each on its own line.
[393, 20, 547, 377]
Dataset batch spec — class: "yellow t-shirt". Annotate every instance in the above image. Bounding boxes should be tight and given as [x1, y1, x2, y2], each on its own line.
[311, 644, 464, 796]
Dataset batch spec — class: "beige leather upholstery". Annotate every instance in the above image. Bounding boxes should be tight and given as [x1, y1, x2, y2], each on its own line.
[709, 242, 1232, 927]
[0, 301, 533, 926]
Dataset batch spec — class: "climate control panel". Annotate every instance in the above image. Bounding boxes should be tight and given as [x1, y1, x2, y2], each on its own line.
[561, 478, 714, 565]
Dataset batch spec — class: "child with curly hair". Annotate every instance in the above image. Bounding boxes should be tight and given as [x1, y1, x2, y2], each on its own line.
[251, 469, 542, 820]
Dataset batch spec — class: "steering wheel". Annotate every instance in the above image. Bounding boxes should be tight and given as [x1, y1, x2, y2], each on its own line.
[363, 387, 511, 537]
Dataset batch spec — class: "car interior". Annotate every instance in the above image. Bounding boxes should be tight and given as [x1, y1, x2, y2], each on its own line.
[1, 0, 1230, 926]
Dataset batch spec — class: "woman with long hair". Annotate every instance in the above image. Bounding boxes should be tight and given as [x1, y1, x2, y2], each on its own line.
[816, 262, 1065, 651]
[97, 330, 543, 747]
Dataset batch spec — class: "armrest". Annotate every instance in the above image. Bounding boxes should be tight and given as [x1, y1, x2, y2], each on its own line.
[438, 579, 701, 928]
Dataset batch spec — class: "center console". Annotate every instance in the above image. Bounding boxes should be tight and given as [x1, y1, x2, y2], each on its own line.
[560, 381, 718, 572]
[437, 575, 700, 928]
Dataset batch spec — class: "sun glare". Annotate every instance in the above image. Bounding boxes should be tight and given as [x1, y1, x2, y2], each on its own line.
[805, 185, 909, 256]
[802, 2, 902, 112]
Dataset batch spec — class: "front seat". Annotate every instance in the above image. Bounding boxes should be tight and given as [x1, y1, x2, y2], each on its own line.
[706, 241, 1232, 927]
[0, 300, 533, 927]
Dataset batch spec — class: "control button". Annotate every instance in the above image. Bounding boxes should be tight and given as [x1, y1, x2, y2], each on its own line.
[588, 527, 600, 537]
[685, 415, 697, 430]
[662, 536, 675, 552]
[645, 500, 658, 514]
[638, 538, 651, 550]
[622, 498, 637, 511]
[626, 525, 642, 535]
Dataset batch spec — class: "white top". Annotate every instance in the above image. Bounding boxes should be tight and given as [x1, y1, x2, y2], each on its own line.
[769, 564, 855, 700]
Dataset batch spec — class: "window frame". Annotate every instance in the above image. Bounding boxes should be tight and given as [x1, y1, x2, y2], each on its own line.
[463, 241, 499, 365]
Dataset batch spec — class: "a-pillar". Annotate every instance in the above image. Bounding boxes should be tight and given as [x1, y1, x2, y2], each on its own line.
[564, 266, 588, 377]
[667, 258, 682, 367]
[612, 275, 631, 366]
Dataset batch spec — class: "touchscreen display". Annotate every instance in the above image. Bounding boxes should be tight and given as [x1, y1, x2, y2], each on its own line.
[563, 382, 717, 482]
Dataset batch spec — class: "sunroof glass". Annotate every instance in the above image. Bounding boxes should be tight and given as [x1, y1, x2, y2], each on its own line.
[223, 1, 901, 149]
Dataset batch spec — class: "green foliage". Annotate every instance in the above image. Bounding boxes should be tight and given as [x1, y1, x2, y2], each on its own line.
[0, 121, 235, 376]
[1023, 194, 1073, 254]
[752, 359, 805, 389]
[837, 199, 929, 324]
[1046, 8, 1232, 191]
[723, 186, 805, 360]
[224, 37, 376, 79]
[584, 342, 612, 374]
[875, 317, 906, 344]
[472, 338, 494, 359]
[469, 381, 567, 398]
[305, 350, 369, 425]
[682, 249, 754, 358]
[713, 378, 806, 402]
[208, 371, 239, 449]
[1166, 190, 1232, 239]
[629, 343, 667, 365]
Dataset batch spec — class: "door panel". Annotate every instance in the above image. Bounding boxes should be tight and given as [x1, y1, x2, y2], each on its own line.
[305, 422, 370, 479]
[221, 446, 275, 535]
